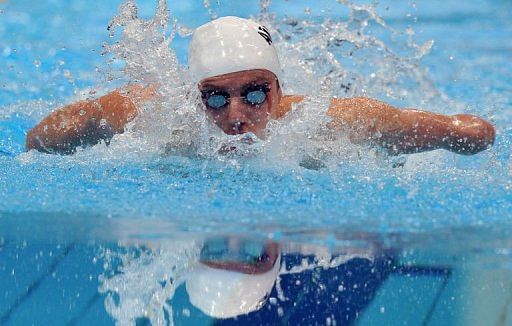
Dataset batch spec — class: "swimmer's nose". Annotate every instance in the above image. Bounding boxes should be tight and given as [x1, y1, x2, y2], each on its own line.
[227, 97, 247, 121]
[227, 98, 249, 134]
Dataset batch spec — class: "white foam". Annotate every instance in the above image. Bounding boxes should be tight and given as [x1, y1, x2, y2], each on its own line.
[99, 239, 201, 325]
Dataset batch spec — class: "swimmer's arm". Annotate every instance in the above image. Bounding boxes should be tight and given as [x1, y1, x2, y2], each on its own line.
[327, 97, 495, 155]
[26, 85, 156, 154]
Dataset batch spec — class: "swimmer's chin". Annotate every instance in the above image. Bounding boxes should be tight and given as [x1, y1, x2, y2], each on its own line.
[217, 131, 263, 155]
[223, 125, 250, 135]
[218, 144, 238, 155]
[223, 128, 266, 140]
[224, 129, 246, 135]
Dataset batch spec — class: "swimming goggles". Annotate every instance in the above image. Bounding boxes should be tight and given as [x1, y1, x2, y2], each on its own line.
[199, 237, 279, 274]
[201, 84, 270, 110]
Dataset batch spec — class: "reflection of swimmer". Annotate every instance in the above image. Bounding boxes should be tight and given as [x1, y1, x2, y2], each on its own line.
[186, 238, 281, 318]
[182, 236, 395, 324]
[26, 16, 495, 156]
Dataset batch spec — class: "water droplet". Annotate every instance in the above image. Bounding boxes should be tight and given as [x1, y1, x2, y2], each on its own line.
[277, 307, 284, 317]
[2, 46, 11, 57]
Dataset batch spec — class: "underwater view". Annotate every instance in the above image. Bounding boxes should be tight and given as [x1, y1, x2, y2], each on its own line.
[1, 0, 511, 324]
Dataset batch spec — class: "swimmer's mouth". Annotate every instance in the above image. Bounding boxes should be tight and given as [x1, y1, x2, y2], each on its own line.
[226, 122, 249, 135]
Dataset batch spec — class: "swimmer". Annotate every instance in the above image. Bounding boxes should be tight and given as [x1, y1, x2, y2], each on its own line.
[26, 16, 495, 156]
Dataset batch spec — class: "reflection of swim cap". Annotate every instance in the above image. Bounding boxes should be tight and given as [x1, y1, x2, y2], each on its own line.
[186, 254, 281, 319]
[188, 16, 282, 83]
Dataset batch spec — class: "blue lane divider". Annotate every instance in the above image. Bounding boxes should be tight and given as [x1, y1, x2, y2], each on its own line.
[0, 243, 76, 324]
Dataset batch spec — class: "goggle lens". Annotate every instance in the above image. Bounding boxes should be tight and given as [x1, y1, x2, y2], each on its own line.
[245, 90, 267, 105]
[206, 94, 229, 109]
[202, 85, 269, 110]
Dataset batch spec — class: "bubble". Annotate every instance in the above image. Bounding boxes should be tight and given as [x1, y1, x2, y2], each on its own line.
[2, 46, 11, 57]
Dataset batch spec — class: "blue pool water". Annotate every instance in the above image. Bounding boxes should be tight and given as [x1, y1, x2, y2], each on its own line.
[1, 0, 512, 324]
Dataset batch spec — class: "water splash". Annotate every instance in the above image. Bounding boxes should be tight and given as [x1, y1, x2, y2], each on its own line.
[6, 0, 503, 222]
[99, 240, 200, 325]
[98, 0, 459, 173]
[7, 0, 504, 227]
[97, 235, 382, 325]
[267, 2, 442, 104]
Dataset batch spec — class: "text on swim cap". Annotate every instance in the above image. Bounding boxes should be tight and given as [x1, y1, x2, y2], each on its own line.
[258, 26, 272, 45]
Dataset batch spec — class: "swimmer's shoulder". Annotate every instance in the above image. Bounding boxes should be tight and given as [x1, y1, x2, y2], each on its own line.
[277, 95, 381, 118]
[277, 95, 304, 118]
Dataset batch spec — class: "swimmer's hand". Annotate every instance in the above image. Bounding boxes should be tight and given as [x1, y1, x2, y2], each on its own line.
[327, 97, 495, 155]
[26, 85, 156, 154]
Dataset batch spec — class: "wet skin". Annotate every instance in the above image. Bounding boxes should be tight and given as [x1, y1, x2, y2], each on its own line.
[198, 70, 282, 138]
[26, 69, 495, 155]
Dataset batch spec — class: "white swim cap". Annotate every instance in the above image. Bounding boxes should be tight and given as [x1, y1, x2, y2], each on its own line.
[188, 16, 282, 83]
[185, 254, 281, 319]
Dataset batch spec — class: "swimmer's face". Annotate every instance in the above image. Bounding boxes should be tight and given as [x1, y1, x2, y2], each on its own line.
[198, 69, 282, 137]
